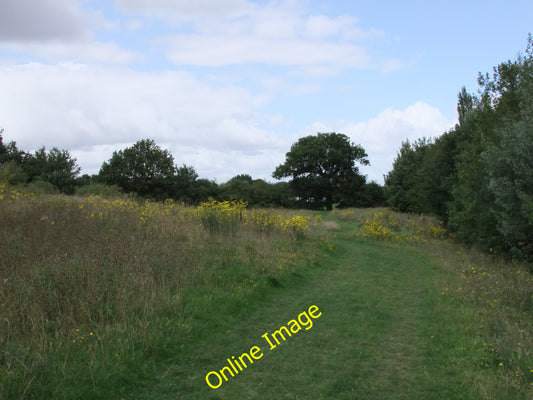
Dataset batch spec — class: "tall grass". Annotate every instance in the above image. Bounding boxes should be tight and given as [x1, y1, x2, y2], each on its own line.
[0, 185, 324, 398]
[332, 207, 449, 243]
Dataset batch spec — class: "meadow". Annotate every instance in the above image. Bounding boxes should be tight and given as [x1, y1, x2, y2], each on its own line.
[1, 185, 533, 399]
[0, 184, 324, 398]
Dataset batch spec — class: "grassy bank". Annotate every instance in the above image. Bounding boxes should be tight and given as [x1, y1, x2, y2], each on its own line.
[0, 185, 326, 399]
[1, 188, 533, 398]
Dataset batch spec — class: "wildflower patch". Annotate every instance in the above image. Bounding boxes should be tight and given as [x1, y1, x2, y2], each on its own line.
[195, 199, 311, 239]
[204, 305, 322, 389]
[361, 210, 449, 243]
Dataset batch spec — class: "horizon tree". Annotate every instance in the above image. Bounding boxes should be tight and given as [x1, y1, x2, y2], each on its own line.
[23, 146, 80, 194]
[99, 139, 176, 199]
[273, 132, 369, 210]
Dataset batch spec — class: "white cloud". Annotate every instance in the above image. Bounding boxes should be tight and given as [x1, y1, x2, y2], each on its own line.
[116, 0, 250, 20]
[0, 62, 455, 184]
[0, 2, 435, 185]
[0, 62, 292, 181]
[162, 3, 379, 69]
[305, 15, 353, 38]
[126, 19, 143, 30]
[302, 102, 456, 184]
[0, 1, 141, 65]
[304, 15, 381, 41]
[347, 102, 455, 183]
[0, 0, 88, 42]
[166, 34, 371, 68]
[118, 0, 384, 71]
[1, 40, 143, 64]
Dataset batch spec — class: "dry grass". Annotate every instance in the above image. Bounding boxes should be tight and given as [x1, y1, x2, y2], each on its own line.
[321, 220, 341, 230]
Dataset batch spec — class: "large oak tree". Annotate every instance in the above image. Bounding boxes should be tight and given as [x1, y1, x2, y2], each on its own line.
[273, 132, 369, 210]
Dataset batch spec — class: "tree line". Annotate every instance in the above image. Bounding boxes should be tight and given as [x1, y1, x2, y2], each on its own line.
[4, 36, 530, 259]
[0, 134, 384, 209]
[0, 138, 80, 194]
[385, 35, 533, 260]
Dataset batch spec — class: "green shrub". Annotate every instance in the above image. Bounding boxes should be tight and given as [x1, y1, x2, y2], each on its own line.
[75, 183, 124, 198]
[21, 180, 58, 195]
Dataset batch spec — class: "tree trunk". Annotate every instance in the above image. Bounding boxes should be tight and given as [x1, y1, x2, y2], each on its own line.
[326, 193, 333, 211]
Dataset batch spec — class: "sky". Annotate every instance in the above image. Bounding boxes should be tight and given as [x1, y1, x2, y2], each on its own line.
[0, 0, 531, 184]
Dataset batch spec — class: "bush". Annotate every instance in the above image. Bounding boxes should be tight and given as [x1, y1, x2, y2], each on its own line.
[75, 183, 124, 198]
[20, 180, 58, 195]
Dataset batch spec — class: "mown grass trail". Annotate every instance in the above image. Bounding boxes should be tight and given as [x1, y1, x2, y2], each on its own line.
[147, 227, 511, 399]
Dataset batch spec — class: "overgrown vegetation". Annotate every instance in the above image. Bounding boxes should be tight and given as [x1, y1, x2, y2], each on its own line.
[334, 207, 533, 396]
[0, 185, 324, 398]
[333, 207, 449, 243]
[385, 34, 533, 260]
[0, 133, 385, 208]
[2, 188, 533, 398]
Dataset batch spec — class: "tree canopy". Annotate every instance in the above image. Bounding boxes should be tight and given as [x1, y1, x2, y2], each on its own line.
[1, 131, 80, 193]
[24, 147, 81, 194]
[99, 139, 177, 199]
[384, 34, 533, 260]
[273, 132, 369, 210]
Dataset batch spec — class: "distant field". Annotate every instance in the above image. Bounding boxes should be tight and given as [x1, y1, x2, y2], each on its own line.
[1, 187, 532, 399]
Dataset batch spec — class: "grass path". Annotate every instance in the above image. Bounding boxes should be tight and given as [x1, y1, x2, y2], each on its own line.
[4, 199, 531, 399]
[142, 229, 492, 399]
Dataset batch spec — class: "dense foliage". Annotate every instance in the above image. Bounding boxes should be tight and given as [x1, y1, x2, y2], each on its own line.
[1, 132, 385, 208]
[385, 35, 533, 260]
[0, 131, 80, 194]
[273, 132, 370, 210]
[99, 139, 177, 199]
